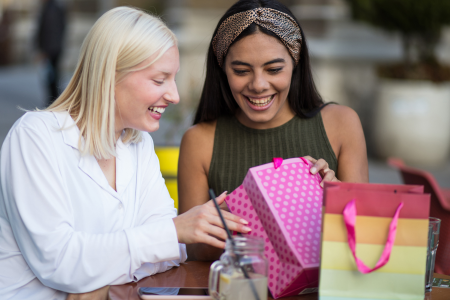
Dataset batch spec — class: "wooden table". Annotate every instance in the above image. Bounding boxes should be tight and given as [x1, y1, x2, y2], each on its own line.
[109, 261, 450, 300]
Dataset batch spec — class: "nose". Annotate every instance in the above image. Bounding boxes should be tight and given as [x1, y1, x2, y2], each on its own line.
[249, 71, 270, 94]
[164, 79, 180, 105]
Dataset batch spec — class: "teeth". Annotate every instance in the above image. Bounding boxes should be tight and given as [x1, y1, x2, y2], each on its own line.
[247, 95, 274, 106]
[148, 106, 165, 114]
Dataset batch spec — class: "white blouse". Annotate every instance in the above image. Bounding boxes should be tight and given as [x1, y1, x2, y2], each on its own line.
[0, 111, 187, 299]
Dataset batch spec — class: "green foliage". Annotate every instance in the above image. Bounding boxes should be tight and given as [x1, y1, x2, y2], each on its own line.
[346, 0, 450, 36]
[345, 0, 450, 71]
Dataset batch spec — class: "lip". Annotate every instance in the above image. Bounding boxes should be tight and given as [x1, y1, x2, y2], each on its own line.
[244, 94, 276, 111]
[148, 110, 162, 120]
[148, 105, 167, 120]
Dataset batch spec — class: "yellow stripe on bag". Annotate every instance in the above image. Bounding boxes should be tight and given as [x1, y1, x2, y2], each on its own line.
[321, 241, 427, 274]
[319, 269, 425, 300]
[322, 214, 428, 247]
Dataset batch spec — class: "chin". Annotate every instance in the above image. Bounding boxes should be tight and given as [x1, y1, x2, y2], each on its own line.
[245, 110, 277, 123]
[133, 122, 160, 133]
[145, 125, 160, 133]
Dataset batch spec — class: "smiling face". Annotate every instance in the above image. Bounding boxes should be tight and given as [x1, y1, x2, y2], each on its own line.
[114, 46, 180, 137]
[224, 31, 295, 129]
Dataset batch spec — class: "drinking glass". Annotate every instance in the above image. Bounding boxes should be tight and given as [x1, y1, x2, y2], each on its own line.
[425, 217, 441, 293]
[209, 236, 268, 300]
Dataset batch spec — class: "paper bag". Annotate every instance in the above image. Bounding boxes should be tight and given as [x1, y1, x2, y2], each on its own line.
[225, 157, 322, 298]
[319, 182, 430, 300]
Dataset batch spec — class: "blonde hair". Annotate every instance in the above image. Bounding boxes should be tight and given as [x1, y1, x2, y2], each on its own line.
[46, 6, 177, 159]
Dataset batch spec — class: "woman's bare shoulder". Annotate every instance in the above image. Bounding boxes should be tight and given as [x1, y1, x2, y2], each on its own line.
[183, 121, 217, 143]
[321, 104, 363, 140]
[182, 121, 217, 154]
[320, 103, 368, 182]
[180, 120, 217, 169]
[320, 103, 365, 156]
[321, 104, 361, 128]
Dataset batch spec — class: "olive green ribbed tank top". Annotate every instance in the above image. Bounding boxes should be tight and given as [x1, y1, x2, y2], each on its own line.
[208, 113, 338, 194]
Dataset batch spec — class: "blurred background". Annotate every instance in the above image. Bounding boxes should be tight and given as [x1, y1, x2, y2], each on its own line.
[1, 0, 450, 188]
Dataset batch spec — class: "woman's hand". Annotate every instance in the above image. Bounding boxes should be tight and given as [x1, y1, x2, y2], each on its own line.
[219, 200, 230, 212]
[303, 156, 340, 188]
[173, 192, 251, 249]
[66, 286, 111, 300]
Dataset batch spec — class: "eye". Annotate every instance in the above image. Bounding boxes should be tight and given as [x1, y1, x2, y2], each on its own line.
[268, 67, 283, 74]
[233, 69, 249, 76]
[153, 80, 164, 85]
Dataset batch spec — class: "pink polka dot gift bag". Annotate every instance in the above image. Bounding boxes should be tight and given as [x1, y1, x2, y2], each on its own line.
[225, 157, 323, 298]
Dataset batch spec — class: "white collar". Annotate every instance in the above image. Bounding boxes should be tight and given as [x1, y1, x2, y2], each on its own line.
[52, 111, 135, 199]
[53, 111, 81, 150]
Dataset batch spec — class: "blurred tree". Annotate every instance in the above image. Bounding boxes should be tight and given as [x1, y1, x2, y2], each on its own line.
[345, 0, 450, 81]
[0, 9, 12, 65]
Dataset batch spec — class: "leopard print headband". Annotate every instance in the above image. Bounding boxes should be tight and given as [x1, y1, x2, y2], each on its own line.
[212, 7, 302, 67]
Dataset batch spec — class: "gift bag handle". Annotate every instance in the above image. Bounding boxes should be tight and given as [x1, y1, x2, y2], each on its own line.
[343, 199, 404, 274]
[272, 157, 311, 169]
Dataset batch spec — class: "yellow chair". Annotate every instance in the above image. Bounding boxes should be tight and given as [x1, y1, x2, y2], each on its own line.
[154, 147, 179, 209]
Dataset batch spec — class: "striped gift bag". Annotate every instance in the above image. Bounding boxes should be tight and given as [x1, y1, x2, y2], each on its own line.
[319, 182, 430, 300]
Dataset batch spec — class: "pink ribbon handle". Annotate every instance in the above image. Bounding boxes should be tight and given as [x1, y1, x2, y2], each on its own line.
[343, 199, 404, 274]
[273, 157, 283, 169]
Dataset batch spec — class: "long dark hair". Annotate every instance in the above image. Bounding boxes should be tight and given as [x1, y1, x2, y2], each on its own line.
[193, 0, 324, 125]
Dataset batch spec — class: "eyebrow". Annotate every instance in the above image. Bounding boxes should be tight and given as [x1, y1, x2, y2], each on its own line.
[263, 58, 285, 66]
[230, 58, 286, 67]
[158, 71, 172, 76]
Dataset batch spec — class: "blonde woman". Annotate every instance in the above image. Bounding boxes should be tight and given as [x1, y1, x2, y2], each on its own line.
[0, 7, 249, 300]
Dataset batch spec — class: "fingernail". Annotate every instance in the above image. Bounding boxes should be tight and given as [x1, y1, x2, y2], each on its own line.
[320, 182, 324, 188]
[240, 219, 249, 225]
[220, 191, 228, 196]
[243, 227, 252, 233]
[311, 167, 317, 174]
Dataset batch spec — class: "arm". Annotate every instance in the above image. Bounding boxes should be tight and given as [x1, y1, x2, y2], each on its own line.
[178, 123, 215, 213]
[178, 123, 229, 261]
[128, 133, 188, 281]
[0, 124, 182, 293]
[320, 104, 369, 182]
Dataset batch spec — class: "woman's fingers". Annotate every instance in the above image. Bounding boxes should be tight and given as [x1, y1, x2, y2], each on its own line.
[206, 190, 228, 207]
[206, 224, 229, 241]
[321, 168, 337, 187]
[207, 212, 251, 233]
[215, 191, 228, 203]
[206, 194, 248, 225]
[219, 201, 230, 212]
[303, 156, 339, 187]
[201, 234, 226, 249]
[173, 194, 251, 248]
[303, 156, 325, 175]
[222, 209, 248, 224]
[211, 207, 250, 231]
[311, 158, 329, 175]
[201, 203, 251, 232]
[302, 155, 317, 164]
[305, 156, 328, 176]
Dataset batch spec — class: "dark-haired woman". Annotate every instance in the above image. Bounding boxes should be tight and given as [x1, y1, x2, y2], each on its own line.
[178, 0, 369, 260]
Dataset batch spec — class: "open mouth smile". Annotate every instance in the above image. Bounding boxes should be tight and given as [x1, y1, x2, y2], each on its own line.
[148, 106, 166, 114]
[245, 95, 275, 108]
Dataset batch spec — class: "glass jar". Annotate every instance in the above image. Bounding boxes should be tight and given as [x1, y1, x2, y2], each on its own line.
[209, 236, 268, 300]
